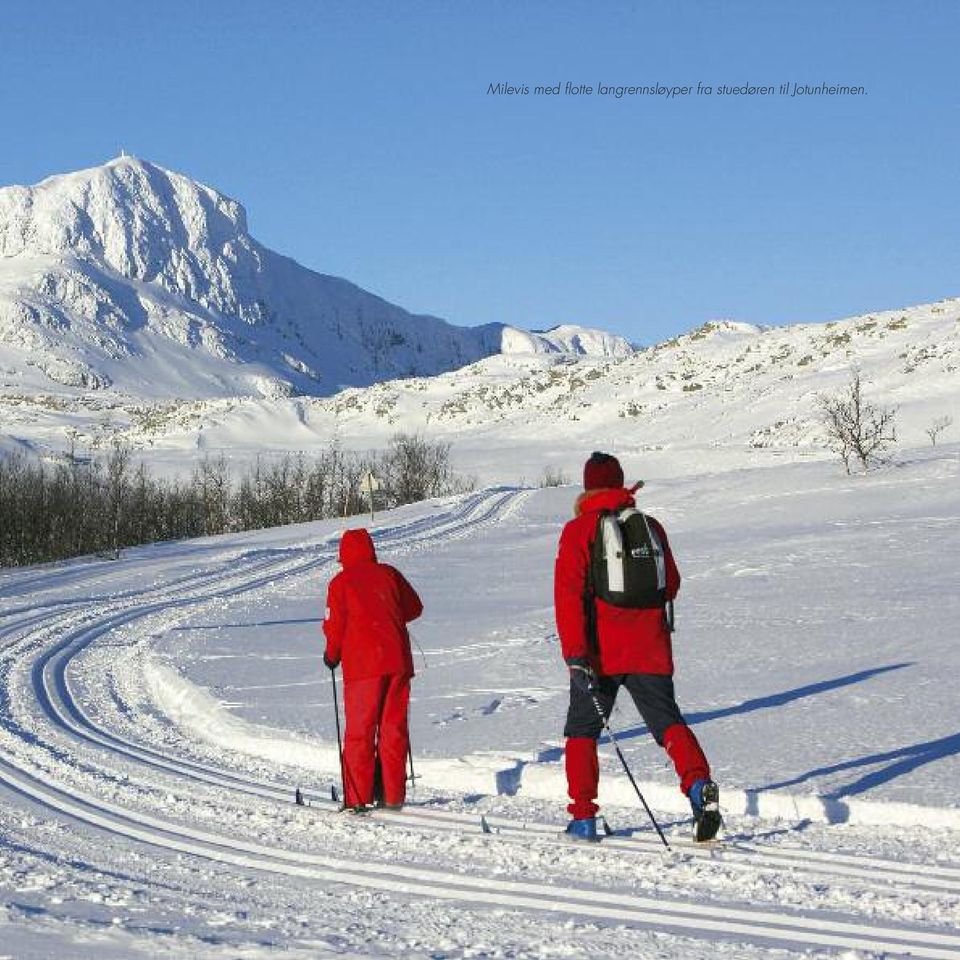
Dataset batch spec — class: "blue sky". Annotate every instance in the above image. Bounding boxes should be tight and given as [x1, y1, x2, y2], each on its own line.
[2, 1, 957, 343]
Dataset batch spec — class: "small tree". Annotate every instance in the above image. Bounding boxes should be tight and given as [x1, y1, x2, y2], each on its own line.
[194, 455, 230, 535]
[539, 466, 568, 487]
[106, 442, 131, 556]
[816, 370, 897, 474]
[926, 415, 953, 446]
[380, 433, 454, 505]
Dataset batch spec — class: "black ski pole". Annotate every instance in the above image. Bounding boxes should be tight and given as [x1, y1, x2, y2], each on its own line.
[330, 667, 346, 805]
[588, 689, 670, 849]
[407, 742, 417, 787]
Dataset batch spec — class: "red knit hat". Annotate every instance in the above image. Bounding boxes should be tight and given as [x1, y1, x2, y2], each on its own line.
[583, 451, 624, 490]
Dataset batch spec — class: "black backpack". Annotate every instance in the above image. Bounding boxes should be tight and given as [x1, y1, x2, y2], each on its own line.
[588, 508, 667, 609]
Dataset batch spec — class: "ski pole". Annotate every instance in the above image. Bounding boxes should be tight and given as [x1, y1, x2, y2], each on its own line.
[588, 688, 670, 849]
[407, 637, 424, 784]
[407, 742, 417, 787]
[330, 667, 346, 803]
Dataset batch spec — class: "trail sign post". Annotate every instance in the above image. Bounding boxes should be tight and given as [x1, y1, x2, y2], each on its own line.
[360, 471, 381, 522]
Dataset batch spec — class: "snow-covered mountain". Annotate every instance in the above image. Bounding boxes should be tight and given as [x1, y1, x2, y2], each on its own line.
[2, 170, 960, 960]
[0, 157, 633, 399]
[1, 158, 956, 479]
[501, 323, 635, 357]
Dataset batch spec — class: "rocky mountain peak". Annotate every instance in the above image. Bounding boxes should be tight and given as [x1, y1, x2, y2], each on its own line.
[0, 159, 633, 399]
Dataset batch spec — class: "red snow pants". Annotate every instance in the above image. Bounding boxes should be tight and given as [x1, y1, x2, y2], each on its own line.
[565, 727, 710, 818]
[342, 673, 411, 808]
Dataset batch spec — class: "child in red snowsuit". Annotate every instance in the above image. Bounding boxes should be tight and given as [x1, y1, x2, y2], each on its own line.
[323, 528, 423, 810]
[554, 452, 720, 841]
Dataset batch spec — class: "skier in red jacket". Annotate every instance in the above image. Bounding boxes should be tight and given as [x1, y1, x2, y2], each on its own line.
[554, 452, 720, 841]
[323, 528, 423, 812]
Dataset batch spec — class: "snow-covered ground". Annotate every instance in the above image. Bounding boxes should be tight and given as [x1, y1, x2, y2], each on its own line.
[2, 445, 959, 957]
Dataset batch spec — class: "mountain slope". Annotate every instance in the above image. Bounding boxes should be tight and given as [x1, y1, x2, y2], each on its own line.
[1, 293, 956, 478]
[0, 157, 633, 398]
[227, 296, 957, 479]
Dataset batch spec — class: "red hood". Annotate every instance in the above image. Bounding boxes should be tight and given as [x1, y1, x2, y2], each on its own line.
[574, 487, 636, 517]
[339, 528, 377, 566]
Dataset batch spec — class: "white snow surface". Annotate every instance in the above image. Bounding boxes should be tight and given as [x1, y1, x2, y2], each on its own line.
[2, 448, 960, 958]
[0, 157, 633, 400]
[3, 156, 960, 958]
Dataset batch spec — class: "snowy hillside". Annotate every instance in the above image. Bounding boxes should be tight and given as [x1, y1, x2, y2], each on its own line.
[0, 157, 633, 399]
[318, 303, 958, 458]
[5, 293, 956, 485]
[1, 456, 959, 958]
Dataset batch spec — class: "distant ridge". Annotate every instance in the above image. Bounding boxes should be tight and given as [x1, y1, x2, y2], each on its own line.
[0, 157, 634, 399]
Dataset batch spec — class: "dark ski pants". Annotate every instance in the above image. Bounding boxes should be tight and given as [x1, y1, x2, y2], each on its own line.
[342, 673, 410, 808]
[563, 672, 710, 819]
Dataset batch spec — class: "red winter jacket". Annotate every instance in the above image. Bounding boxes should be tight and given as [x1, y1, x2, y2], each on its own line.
[554, 488, 680, 676]
[323, 529, 423, 682]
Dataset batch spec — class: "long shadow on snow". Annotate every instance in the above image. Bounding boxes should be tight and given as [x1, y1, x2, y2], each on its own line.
[532, 662, 911, 766]
[750, 730, 960, 813]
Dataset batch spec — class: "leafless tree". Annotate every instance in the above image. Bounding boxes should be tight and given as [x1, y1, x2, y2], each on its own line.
[926, 415, 953, 447]
[816, 370, 897, 473]
[539, 466, 568, 487]
[379, 433, 455, 505]
[0, 434, 472, 567]
[106, 443, 131, 557]
[194, 455, 230, 535]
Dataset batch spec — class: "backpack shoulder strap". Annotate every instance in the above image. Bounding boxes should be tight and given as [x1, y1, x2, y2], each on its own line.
[585, 510, 609, 598]
[582, 511, 612, 651]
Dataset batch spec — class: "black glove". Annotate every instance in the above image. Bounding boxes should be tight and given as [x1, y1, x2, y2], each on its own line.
[566, 657, 598, 694]
[323, 653, 339, 671]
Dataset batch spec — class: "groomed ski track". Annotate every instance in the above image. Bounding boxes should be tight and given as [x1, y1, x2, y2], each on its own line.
[2, 488, 959, 958]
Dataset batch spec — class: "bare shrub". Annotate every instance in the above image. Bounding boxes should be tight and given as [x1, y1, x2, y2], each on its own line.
[816, 370, 897, 473]
[0, 434, 472, 567]
[539, 466, 569, 487]
[926, 415, 953, 446]
[377, 433, 456, 505]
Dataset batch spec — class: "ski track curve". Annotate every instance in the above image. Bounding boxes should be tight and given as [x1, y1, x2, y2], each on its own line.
[2, 486, 960, 958]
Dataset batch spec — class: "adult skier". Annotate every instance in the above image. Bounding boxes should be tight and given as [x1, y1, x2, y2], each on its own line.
[554, 452, 720, 841]
[323, 528, 423, 812]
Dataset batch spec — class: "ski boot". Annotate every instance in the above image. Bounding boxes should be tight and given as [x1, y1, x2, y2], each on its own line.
[689, 779, 721, 842]
[565, 816, 599, 842]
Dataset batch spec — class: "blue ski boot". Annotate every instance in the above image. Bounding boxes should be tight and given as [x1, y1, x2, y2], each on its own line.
[689, 779, 721, 842]
[565, 816, 599, 842]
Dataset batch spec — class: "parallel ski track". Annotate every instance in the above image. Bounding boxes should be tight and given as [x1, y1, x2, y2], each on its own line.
[3, 486, 960, 957]
[309, 798, 960, 894]
[30, 543, 960, 896]
[2, 755, 959, 959]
